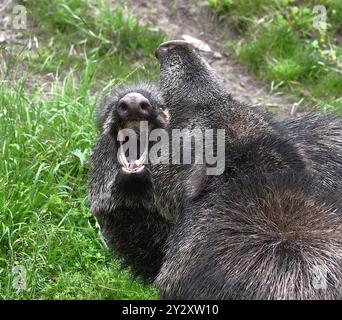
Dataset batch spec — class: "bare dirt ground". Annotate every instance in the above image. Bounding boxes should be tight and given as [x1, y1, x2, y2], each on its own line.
[124, 0, 298, 118]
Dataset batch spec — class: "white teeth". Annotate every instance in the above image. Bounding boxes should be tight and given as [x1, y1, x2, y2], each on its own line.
[121, 164, 145, 174]
[118, 146, 130, 167]
[117, 142, 148, 174]
[136, 145, 148, 166]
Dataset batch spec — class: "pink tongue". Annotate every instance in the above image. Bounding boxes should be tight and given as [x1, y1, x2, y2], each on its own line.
[128, 161, 139, 169]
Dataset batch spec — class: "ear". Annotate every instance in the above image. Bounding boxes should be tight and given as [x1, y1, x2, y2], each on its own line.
[160, 107, 170, 127]
[155, 40, 192, 60]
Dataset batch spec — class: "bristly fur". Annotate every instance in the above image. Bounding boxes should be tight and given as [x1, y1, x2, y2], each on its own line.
[153, 41, 342, 299]
[157, 171, 342, 299]
[96, 82, 165, 134]
[88, 45, 342, 298]
[88, 83, 172, 282]
[284, 113, 342, 190]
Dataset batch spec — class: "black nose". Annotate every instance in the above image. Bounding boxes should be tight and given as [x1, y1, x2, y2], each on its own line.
[117, 93, 152, 119]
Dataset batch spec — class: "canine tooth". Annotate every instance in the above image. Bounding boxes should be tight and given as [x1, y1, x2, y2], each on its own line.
[118, 146, 129, 167]
[136, 145, 148, 165]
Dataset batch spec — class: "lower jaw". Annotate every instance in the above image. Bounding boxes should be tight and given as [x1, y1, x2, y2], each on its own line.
[116, 165, 153, 193]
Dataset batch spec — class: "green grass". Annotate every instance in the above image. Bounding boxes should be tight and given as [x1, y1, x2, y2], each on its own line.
[209, 0, 342, 113]
[0, 0, 163, 299]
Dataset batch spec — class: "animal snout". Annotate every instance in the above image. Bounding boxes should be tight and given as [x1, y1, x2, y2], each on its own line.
[117, 92, 152, 120]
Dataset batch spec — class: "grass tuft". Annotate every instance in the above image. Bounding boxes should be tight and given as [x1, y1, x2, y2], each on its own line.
[209, 0, 342, 113]
[0, 0, 163, 299]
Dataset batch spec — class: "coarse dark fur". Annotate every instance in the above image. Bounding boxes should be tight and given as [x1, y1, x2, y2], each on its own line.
[284, 113, 342, 190]
[88, 44, 342, 298]
[158, 172, 342, 299]
[88, 83, 173, 281]
[153, 41, 342, 299]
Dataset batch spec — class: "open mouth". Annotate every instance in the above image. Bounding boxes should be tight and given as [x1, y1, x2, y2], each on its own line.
[117, 121, 149, 174]
[118, 144, 148, 174]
